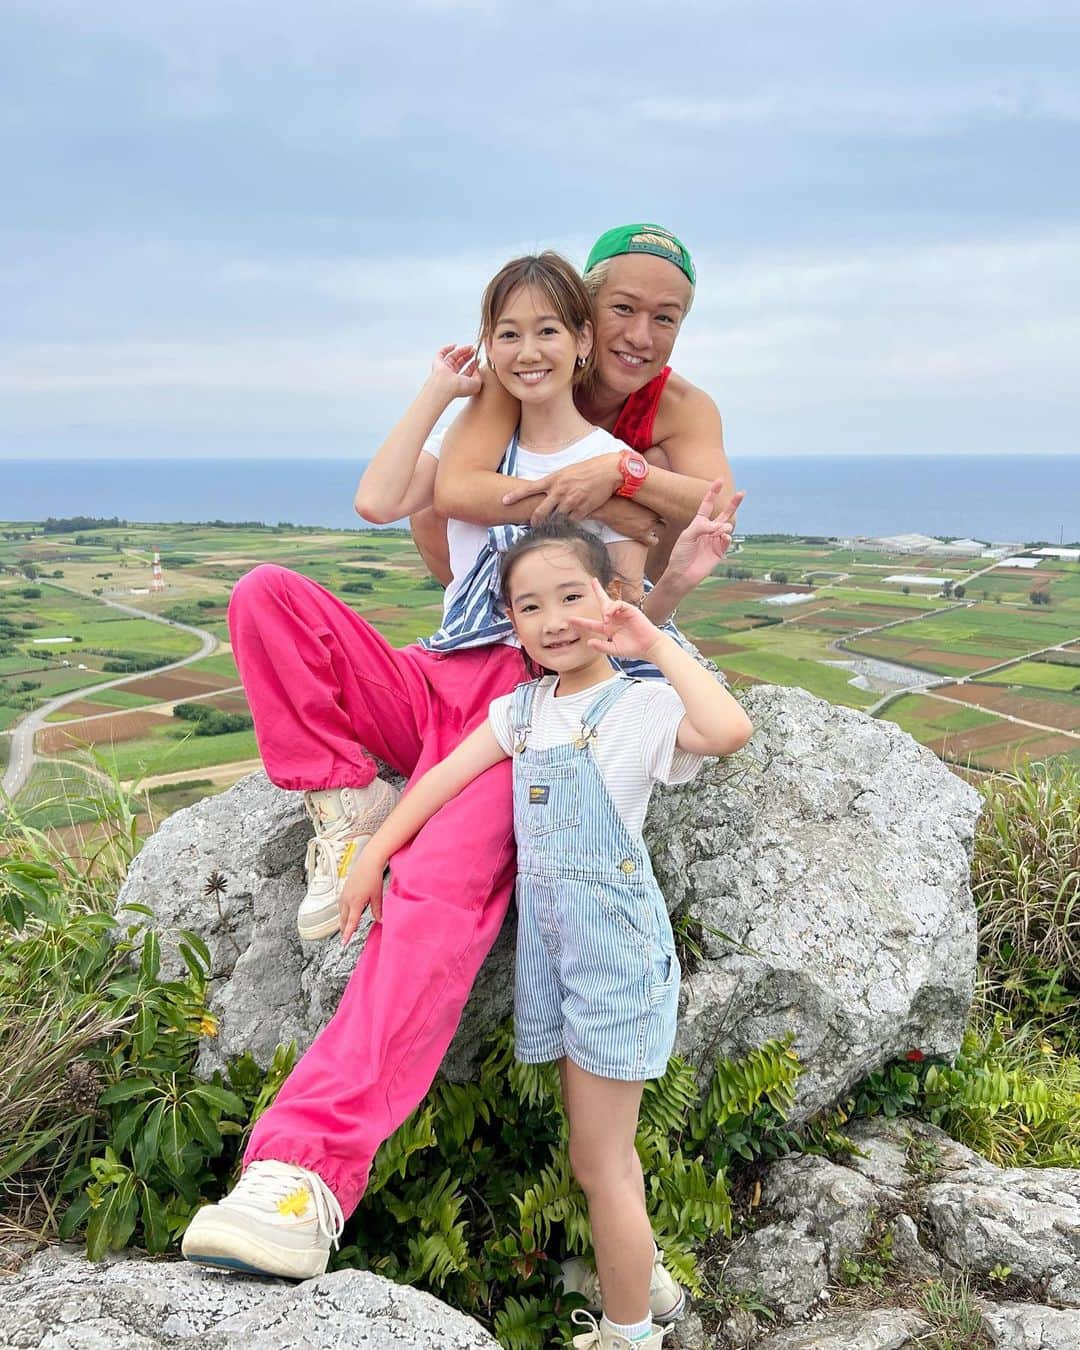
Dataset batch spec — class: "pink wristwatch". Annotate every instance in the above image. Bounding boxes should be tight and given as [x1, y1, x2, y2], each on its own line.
[615, 450, 649, 499]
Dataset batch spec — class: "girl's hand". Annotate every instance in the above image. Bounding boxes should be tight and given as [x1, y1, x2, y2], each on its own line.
[665, 483, 745, 589]
[568, 578, 666, 662]
[339, 853, 388, 945]
[428, 344, 481, 401]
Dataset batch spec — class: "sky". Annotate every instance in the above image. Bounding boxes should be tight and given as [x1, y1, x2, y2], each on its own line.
[2, 0, 1079, 462]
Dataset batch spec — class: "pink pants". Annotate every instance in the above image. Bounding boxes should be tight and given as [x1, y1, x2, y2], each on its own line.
[228, 564, 527, 1215]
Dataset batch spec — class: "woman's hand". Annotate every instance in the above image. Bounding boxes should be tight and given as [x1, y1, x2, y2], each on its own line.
[501, 454, 621, 523]
[665, 483, 745, 589]
[427, 344, 482, 401]
[339, 852, 388, 945]
[568, 578, 667, 662]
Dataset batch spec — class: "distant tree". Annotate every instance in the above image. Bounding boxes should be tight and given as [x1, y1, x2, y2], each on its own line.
[982, 590, 989, 601]
[19, 586, 41, 599]
[942, 580, 954, 598]
[771, 571, 789, 584]
[1029, 589, 1050, 606]
[993, 595, 1002, 604]
[953, 585, 966, 599]
[21, 564, 38, 580]
[901, 585, 911, 595]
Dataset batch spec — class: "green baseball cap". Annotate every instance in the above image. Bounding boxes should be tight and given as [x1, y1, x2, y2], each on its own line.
[584, 223, 696, 286]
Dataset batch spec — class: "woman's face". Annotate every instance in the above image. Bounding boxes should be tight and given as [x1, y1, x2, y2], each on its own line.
[486, 283, 592, 405]
[590, 254, 692, 398]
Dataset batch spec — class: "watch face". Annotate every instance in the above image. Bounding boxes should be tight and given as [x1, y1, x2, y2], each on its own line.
[627, 456, 647, 479]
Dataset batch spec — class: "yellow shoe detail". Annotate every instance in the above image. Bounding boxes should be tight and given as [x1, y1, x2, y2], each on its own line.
[276, 1187, 312, 1218]
[336, 840, 358, 879]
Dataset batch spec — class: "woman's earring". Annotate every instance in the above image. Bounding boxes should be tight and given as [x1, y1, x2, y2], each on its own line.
[576, 355, 587, 369]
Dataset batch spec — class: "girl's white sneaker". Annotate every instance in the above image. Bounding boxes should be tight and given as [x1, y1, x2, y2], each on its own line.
[570, 1311, 671, 1349]
[558, 1250, 686, 1324]
[181, 1159, 344, 1280]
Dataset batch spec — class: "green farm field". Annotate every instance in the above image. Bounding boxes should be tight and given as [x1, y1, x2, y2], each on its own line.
[4, 520, 1078, 813]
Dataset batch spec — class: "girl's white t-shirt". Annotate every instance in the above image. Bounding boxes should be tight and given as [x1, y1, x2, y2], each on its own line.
[423, 427, 631, 617]
[488, 675, 704, 835]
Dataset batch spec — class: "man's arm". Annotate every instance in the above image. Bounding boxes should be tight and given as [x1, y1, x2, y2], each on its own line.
[501, 380, 735, 533]
[434, 369, 660, 544]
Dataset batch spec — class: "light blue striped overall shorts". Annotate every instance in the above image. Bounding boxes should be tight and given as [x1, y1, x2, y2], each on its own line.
[509, 676, 680, 1082]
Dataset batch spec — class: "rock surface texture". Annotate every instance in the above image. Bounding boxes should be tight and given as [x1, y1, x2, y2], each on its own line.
[0, 1246, 500, 1348]
[117, 684, 981, 1108]
[715, 1117, 1080, 1349]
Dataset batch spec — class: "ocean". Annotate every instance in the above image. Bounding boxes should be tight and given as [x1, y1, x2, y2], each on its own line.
[3, 455, 1077, 543]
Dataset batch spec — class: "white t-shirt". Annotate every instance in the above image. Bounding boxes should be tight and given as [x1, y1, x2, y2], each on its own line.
[423, 426, 631, 618]
[488, 675, 704, 835]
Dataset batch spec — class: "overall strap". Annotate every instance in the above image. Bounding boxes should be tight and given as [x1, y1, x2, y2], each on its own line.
[420, 430, 526, 653]
[579, 676, 638, 743]
[509, 678, 543, 752]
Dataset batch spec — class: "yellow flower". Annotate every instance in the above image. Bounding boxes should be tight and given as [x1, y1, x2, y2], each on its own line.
[198, 1014, 219, 1038]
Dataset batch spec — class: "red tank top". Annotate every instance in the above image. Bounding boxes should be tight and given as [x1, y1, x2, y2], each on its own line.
[611, 366, 672, 451]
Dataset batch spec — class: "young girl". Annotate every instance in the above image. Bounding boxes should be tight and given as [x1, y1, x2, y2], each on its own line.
[337, 517, 754, 1350]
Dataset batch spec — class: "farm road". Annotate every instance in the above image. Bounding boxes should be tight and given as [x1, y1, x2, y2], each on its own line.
[2, 592, 218, 800]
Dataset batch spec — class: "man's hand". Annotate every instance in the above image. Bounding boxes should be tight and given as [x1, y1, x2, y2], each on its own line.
[501, 453, 621, 524]
[339, 852, 388, 945]
[593, 495, 662, 546]
[665, 483, 745, 589]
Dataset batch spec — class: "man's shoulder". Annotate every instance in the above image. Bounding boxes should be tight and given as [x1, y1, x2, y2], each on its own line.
[657, 370, 722, 433]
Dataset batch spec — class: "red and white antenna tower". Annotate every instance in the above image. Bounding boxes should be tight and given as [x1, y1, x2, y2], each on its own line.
[150, 548, 165, 593]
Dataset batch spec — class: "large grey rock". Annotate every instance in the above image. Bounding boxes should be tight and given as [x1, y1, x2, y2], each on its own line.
[752, 1310, 927, 1349]
[921, 1166, 1080, 1306]
[0, 1246, 499, 1348]
[650, 686, 979, 1117]
[118, 684, 980, 1101]
[981, 1301, 1080, 1349]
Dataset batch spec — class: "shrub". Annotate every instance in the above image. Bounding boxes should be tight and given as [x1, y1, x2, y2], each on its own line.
[973, 761, 1080, 1015]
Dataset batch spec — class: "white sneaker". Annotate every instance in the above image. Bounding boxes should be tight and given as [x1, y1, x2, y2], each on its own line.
[181, 1159, 344, 1280]
[297, 780, 400, 940]
[570, 1311, 670, 1349]
[559, 1248, 686, 1324]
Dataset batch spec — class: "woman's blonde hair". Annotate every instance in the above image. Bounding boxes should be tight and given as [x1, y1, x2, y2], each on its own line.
[479, 252, 595, 386]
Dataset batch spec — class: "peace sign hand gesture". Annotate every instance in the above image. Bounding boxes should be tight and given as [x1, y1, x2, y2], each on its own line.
[665, 482, 745, 590]
[568, 578, 667, 663]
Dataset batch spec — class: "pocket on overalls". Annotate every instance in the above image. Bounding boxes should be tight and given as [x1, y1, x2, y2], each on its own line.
[594, 883, 656, 952]
[519, 765, 579, 838]
[647, 946, 679, 1005]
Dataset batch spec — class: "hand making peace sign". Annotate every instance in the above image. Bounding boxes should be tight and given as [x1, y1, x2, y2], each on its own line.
[665, 482, 745, 589]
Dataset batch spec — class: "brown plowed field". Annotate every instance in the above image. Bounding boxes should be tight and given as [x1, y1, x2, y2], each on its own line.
[120, 671, 235, 700]
[906, 648, 991, 671]
[53, 699, 119, 719]
[37, 709, 174, 753]
[719, 667, 764, 687]
[200, 691, 251, 713]
[934, 684, 1080, 731]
